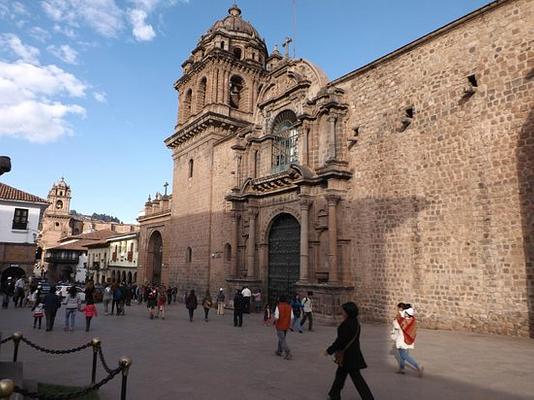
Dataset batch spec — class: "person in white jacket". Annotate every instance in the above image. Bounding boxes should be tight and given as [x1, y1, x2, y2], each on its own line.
[63, 286, 81, 331]
[391, 303, 423, 377]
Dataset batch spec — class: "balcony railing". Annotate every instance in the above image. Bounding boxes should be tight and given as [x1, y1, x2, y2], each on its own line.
[44, 251, 79, 264]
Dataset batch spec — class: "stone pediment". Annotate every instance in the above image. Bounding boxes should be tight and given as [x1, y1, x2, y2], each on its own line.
[227, 164, 316, 200]
[257, 59, 329, 110]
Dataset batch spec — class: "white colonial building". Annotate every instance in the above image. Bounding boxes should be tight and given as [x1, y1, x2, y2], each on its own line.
[107, 232, 139, 284]
[0, 182, 48, 284]
[86, 232, 139, 284]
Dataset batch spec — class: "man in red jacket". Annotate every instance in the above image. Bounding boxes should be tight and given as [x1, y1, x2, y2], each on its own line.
[274, 294, 294, 360]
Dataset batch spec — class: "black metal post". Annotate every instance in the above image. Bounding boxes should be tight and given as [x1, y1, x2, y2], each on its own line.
[12, 332, 22, 362]
[90, 338, 101, 385]
[119, 357, 132, 400]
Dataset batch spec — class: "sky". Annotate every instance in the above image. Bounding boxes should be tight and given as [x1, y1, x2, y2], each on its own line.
[0, 0, 492, 223]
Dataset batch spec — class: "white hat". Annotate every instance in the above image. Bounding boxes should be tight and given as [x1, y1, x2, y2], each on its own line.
[404, 307, 415, 317]
[219, 288, 223, 291]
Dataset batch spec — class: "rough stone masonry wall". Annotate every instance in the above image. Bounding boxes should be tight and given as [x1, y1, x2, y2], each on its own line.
[336, 0, 533, 336]
[169, 134, 225, 295]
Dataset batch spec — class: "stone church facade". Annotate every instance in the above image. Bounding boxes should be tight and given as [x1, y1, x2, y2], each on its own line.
[138, 0, 533, 337]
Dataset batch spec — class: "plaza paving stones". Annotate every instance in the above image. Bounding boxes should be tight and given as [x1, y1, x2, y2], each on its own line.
[1, 303, 533, 399]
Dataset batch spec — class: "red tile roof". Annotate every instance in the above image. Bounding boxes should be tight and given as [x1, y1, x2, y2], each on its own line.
[0, 182, 48, 204]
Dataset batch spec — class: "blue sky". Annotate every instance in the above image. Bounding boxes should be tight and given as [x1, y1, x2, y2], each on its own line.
[0, 0, 492, 223]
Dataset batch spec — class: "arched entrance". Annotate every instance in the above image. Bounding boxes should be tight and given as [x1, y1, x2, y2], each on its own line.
[148, 231, 163, 285]
[1, 266, 25, 288]
[268, 213, 300, 305]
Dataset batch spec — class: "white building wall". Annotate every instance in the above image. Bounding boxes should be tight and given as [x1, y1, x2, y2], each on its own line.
[0, 201, 43, 244]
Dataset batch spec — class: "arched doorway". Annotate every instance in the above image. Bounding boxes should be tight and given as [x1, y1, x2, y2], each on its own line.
[268, 213, 300, 305]
[1, 266, 25, 289]
[127, 271, 132, 284]
[148, 231, 163, 285]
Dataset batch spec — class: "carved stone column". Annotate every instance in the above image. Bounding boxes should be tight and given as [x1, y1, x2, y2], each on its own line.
[231, 211, 240, 277]
[326, 194, 340, 283]
[328, 116, 337, 160]
[246, 207, 258, 278]
[299, 196, 312, 282]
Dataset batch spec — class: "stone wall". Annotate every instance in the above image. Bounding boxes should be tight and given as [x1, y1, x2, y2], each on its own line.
[334, 0, 533, 335]
[0, 242, 36, 276]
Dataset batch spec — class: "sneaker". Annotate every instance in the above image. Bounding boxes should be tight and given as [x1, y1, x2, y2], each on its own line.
[396, 369, 405, 375]
[284, 352, 292, 360]
[275, 351, 282, 357]
[418, 366, 424, 378]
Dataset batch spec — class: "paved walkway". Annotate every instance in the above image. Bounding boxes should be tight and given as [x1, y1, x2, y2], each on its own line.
[1, 303, 533, 400]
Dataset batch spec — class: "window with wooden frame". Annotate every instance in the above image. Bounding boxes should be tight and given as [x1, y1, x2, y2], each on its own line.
[12, 208, 29, 230]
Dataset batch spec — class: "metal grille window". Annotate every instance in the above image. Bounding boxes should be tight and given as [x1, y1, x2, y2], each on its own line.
[271, 110, 298, 173]
[12, 208, 29, 230]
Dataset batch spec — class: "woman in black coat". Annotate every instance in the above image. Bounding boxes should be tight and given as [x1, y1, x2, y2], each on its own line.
[325, 302, 374, 400]
[185, 290, 198, 322]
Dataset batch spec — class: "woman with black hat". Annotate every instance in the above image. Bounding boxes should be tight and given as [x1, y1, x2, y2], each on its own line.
[324, 302, 374, 400]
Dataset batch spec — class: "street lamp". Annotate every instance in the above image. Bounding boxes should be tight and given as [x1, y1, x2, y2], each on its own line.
[0, 156, 11, 175]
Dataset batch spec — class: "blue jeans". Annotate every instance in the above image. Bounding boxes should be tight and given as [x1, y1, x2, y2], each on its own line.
[65, 309, 77, 330]
[398, 348, 419, 370]
[292, 316, 302, 332]
[276, 330, 290, 354]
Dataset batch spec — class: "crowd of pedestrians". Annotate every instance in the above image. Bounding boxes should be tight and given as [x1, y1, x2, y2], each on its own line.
[2, 274, 425, 400]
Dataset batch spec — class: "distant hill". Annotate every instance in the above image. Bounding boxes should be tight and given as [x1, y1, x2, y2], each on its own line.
[70, 210, 121, 223]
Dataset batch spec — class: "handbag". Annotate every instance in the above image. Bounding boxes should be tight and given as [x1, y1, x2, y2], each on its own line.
[334, 323, 360, 367]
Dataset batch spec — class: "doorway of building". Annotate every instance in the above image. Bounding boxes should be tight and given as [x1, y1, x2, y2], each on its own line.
[148, 231, 163, 285]
[1, 266, 25, 289]
[267, 213, 300, 306]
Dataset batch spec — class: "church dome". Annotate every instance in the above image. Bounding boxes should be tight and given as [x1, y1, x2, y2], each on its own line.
[205, 5, 260, 38]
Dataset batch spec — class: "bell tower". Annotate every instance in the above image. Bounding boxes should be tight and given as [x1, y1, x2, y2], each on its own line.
[170, 4, 268, 131]
[46, 177, 71, 216]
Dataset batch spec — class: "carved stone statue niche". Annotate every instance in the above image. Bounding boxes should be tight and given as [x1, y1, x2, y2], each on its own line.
[230, 76, 244, 109]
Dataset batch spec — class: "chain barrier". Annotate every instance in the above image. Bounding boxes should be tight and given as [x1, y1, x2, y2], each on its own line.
[97, 346, 114, 374]
[0, 335, 13, 344]
[1, 333, 131, 399]
[13, 365, 123, 400]
[20, 337, 92, 354]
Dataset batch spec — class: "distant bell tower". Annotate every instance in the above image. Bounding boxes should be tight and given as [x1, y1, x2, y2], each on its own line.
[172, 3, 268, 130]
[46, 177, 71, 216]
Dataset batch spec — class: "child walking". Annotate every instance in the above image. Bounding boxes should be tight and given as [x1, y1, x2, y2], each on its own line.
[82, 301, 98, 332]
[32, 299, 44, 329]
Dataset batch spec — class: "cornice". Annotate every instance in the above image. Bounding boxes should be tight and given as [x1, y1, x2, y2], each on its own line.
[165, 111, 251, 149]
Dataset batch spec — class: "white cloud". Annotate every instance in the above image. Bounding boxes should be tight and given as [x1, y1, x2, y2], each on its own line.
[42, 0, 124, 38]
[0, 33, 40, 64]
[93, 91, 107, 103]
[0, 56, 87, 143]
[40, 0, 187, 42]
[0, 100, 85, 142]
[0, 0, 29, 20]
[131, 0, 160, 12]
[48, 44, 78, 64]
[128, 9, 156, 41]
[29, 27, 52, 43]
[53, 24, 77, 39]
